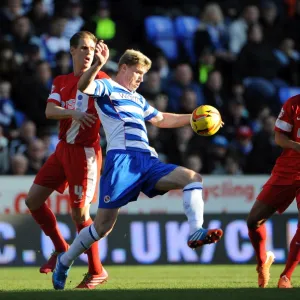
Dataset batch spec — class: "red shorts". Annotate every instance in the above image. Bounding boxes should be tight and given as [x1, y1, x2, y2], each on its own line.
[34, 140, 102, 208]
[257, 175, 300, 214]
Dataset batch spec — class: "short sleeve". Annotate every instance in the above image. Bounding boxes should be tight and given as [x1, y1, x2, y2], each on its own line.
[92, 78, 114, 97]
[274, 99, 294, 133]
[142, 96, 158, 121]
[47, 76, 62, 105]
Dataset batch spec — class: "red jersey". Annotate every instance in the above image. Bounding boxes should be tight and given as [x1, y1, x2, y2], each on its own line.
[47, 71, 109, 147]
[273, 94, 300, 180]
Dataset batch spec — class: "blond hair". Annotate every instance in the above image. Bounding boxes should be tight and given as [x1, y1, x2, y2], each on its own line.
[202, 3, 224, 24]
[118, 49, 152, 70]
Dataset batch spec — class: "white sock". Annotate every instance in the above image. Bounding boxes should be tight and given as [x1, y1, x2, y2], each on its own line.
[60, 224, 100, 267]
[183, 182, 204, 235]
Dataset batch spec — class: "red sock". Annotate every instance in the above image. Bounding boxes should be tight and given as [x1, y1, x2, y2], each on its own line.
[280, 227, 300, 279]
[30, 203, 68, 252]
[76, 218, 103, 275]
[248, 224, 267, 265]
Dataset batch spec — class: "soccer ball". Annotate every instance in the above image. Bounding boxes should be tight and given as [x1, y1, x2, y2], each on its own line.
[190, 105, 222, 136]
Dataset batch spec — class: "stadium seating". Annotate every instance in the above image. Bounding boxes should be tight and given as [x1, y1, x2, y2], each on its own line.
[144, 16, 178, 61]
[174, 16, 199, 63]
[279, 87, 300, 104]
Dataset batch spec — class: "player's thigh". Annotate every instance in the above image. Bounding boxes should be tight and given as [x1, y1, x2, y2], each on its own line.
[247, 200, 277, 229]
[154, 166, 202, 191]
[257, 184, 296, 214]
[26, 183, 54, 210]
[65, 146, 101, 208]
[93, 207, 120, 238]
[33, 152, 67, 194]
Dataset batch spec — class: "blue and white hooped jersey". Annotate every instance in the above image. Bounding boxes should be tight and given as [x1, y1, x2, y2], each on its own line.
[92, 78, 159, 156]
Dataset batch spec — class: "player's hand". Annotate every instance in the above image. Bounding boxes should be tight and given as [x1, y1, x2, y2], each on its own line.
[94, 40, 109, 66]
[72, 110, 97, 129]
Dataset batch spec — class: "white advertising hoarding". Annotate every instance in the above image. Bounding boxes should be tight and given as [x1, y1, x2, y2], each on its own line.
[0, 175, 298, 214]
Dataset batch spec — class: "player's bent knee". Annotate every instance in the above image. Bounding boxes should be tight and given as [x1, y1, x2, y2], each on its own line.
[71, 207, 90, 224]
[246, 215, 261, 230]
[192, 172, 203, 182]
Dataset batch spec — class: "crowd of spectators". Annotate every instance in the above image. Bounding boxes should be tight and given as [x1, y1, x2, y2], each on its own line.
[0, 0, 299, 176]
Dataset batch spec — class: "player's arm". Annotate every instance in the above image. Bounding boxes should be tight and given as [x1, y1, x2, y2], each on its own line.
[149, 112, 191, 128]
[78, 41, 109, 95]
[46, 102, 97, 129]
[274, 131, 300, 152]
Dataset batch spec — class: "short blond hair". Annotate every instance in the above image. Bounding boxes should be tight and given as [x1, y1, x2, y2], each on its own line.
[118, 49, 152, 70]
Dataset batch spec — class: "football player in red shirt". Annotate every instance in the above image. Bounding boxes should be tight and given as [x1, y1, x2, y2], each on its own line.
[25, 31, 110, 289]
[247, 94, 300, 289]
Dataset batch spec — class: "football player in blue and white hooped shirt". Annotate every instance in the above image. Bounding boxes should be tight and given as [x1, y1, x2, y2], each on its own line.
[52, 43, 224, 290]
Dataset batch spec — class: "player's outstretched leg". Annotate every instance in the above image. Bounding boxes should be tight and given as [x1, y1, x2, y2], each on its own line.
[188, 228, 223, 249]
[182, 182, 223, 249]
[74, 218, 108, 289]
[52, 253, 72, 290]
[256, 250, 275, 288]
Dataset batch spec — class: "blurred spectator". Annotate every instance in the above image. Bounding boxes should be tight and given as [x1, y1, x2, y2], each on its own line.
[0, 0, 24, 36]
[166, 63, 204, 112]
[83, 0, 128, 55]
[52, 50, 72, 76]
[222, 98, 250, 141]
[9, 120, 36, 156]
[231, 125, 254, 170]
[15, 60, 57, 131]
[19, 43, 41, 76]
[164, 126, 195, 165]
[184, 153, 204, 173]
[62, 0, 84, 39]
[7, 153, 29, 175]
[194, 3, 233, 64]
[228, 5, 260, 54]
[197, 48, 216, 84]
[146, 123, 167, 162]
[26, 0, 51, 36]
[202, 70, 226, 113]
[0, 81, 15, 132]
[207, 135, 229, 174]
[260, 1, 284, 47]
[224, 155, 243, 175]
[40, 16, 69, 66]
[139, 69, 162, 101]
[274, 38, 300, 86]
[179, 89, 197, 114]
[0, 125, 9, 174]
[0, 40, 21, 82]
[251, 104, 272, 133]
[234, 23, 285, 114]
[153, 93, 169, 112]
[284, 0, 300, 51]
[4, 15, 42, 57]
[153, 54, 171, 84]
[25, 138, 47, 174]
[246, 115, 282, 173]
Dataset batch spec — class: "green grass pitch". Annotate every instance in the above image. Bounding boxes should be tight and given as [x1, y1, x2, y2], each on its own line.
[0, 265, 300, 300]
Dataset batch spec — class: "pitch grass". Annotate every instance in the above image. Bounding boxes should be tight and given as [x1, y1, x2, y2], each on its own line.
[0, 265, 300, 300]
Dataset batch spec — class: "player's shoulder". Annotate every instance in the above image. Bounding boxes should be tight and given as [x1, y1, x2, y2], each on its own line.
[285, 94, 300, 106]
